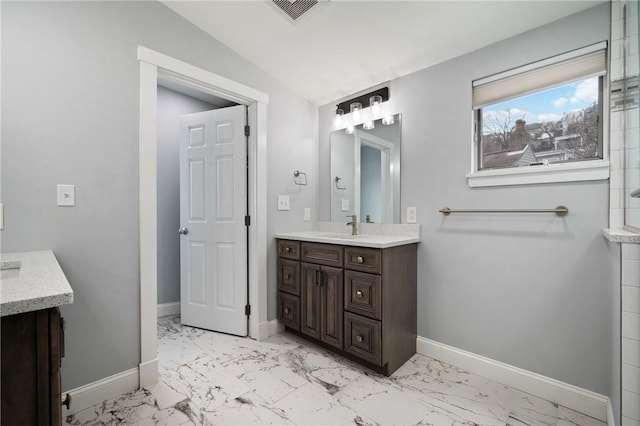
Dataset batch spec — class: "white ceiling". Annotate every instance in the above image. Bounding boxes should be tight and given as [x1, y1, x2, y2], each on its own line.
[162, 0, 604, 107]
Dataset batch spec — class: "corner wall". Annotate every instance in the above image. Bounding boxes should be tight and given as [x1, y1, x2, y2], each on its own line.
[319, 3, 611, 395]
[1, 1, 317, 390]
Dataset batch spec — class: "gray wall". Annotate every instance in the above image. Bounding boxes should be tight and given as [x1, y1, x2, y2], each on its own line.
[2, 1, 317, 390]
[320, 4, 611, 394]
[156, 86, 217, 305]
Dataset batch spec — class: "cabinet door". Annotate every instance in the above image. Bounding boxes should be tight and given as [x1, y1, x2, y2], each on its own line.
[300, 262, 321, 339]
[321, 266, 343, 349]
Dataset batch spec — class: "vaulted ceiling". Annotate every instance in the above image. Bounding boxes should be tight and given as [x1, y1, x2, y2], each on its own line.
[162, 1, 605, 106]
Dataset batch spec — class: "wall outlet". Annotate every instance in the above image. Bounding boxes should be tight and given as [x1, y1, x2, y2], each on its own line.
[277, 195, 290, 211]
[57, 184, 76, 207]
[304, 207, 311, 221]
[341, 199, 350, 211]
[407, 206, 417, 223]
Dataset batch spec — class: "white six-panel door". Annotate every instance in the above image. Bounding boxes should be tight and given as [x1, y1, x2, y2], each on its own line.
[179, 105, 247, 336]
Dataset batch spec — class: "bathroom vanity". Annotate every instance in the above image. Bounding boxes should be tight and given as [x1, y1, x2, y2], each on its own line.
[1, 251, 74, 426]
[275, 230, 419, 375]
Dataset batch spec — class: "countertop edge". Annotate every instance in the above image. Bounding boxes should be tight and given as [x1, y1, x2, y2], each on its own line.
[274, 232, 421, 248]
[601, 228, 640, 244]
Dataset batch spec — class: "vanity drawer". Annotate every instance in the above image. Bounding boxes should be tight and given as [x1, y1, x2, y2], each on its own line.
[344, 247, 381, 274]
[301, 242, 343, 267]
[344, 312, 382, 366]
[344, 271, 381, 320]
[278, 259, 300, 296]
[278, 240, 300, 260]
[278, 292, 300, 331]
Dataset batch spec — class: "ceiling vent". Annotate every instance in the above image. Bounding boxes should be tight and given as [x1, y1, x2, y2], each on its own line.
[269, 0, 329, 25]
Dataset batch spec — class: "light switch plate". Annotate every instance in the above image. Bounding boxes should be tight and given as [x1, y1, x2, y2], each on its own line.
[277, 195, 290, 211]
[304, 208, 311, 221]
[57, 184, 76, 207]
[407, 206, 417, 223]
[341, 199, 350, 211]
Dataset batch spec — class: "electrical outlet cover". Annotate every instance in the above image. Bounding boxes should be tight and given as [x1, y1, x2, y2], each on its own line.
[407, 207, 417, 223]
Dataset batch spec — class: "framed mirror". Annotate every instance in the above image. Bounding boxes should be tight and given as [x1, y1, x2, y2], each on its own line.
[330, 114, 401, 223]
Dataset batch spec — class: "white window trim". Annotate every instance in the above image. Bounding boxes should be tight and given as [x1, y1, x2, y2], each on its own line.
[466, 159, 610, 187]
[468, 42, 610, 188]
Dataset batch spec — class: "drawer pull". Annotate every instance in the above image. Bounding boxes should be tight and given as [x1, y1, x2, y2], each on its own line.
[356, 256, 364, 264]
[284, 247, 291, 253]
[355, 335, 363, 343]
[356, 290, 363, 298]
[284, 307, 290, 314]
[285, 274, 291, 281]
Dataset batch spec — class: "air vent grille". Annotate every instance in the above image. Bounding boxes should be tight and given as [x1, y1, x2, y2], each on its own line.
[272, 0, 319, 21]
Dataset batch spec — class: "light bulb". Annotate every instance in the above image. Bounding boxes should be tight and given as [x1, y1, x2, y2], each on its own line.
[334, 109, 344, 128]
[382, 115, 395, 125]
[363, 120, 375, 130]
[369, 95, 382, 117]
[345, 125, 355, 135]
[350, 102, 362, 123]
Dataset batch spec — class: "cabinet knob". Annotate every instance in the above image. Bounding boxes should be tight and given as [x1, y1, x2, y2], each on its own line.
[284, 247, 291, 253]
[356, 290, 363, 298]
[62, 393, 71, 410]
[356, 256, 364, 264]
[284, 307, 290, 314]
[355, 335, 363, 343]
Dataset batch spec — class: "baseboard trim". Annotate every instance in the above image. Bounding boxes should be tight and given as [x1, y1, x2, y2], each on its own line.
[157, 302, 180, 317]
[416, 336, 608, 422]
[255, 319, 283, 340]
[607, 398, 616, 426]
[269, 318, 284, 337]
[61, 367, 139, 416]
[139, 358, 159, 388]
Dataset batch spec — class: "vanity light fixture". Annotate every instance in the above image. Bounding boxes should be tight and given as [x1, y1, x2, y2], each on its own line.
[333, 86, 390, 134]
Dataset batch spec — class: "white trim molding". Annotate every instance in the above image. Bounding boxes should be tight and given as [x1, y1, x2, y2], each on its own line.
[137, 45, 269, 388]
[157, 302, 180, 317]
[467, 160, 610, 187]
[416, 336, 609, 422]
[61, 367, 139, 417]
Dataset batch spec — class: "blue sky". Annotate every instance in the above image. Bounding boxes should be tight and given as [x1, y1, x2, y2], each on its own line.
[484, 76, 599, 125]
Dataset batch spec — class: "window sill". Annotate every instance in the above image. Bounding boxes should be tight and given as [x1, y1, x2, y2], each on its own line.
[466, 160, 610, 187]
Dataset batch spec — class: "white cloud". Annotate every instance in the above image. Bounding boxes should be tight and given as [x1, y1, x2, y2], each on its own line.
[538, 113, 562, 122]
[553, 97, 569, 108]
[570, 77, 599, 104]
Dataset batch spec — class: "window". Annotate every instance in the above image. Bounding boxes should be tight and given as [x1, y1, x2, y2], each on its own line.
[469, 43, 609, 187]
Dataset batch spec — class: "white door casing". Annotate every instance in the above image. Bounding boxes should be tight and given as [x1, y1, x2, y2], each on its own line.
[180, 106, 247, 336]
[138, 46, 268, 387]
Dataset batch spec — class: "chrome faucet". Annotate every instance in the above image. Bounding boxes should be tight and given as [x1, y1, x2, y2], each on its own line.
[346, 214, 358, 235]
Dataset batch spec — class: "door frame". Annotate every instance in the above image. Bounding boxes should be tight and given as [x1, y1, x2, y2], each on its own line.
[137, 46, 268, 387]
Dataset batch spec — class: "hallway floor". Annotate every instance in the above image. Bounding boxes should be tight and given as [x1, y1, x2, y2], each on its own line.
[64, 316, 605, 425]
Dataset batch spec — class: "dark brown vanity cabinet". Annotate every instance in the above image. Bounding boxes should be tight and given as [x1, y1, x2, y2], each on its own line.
[277, 238, 417, 375]
[1, 307, 65, 426]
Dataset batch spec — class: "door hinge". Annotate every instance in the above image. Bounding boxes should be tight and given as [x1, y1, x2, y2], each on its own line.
[245, 304, 251, 316]
[244, 125, 250, 137]
[245, 215, 251, 226]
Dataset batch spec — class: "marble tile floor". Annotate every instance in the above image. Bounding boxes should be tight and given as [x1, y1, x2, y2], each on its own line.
[65, 315, 605, 426]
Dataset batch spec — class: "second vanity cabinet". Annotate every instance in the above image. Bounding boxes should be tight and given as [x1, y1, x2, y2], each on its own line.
[277, 238, 417, 375]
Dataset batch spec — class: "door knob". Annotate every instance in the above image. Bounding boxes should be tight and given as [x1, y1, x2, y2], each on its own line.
[178, 227, 189, 235]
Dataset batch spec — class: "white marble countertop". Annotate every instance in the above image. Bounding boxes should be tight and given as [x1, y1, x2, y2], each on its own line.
[274, 231, 420, 249]
[601, 228, 640, 244]
[1, 250, 74, 317]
